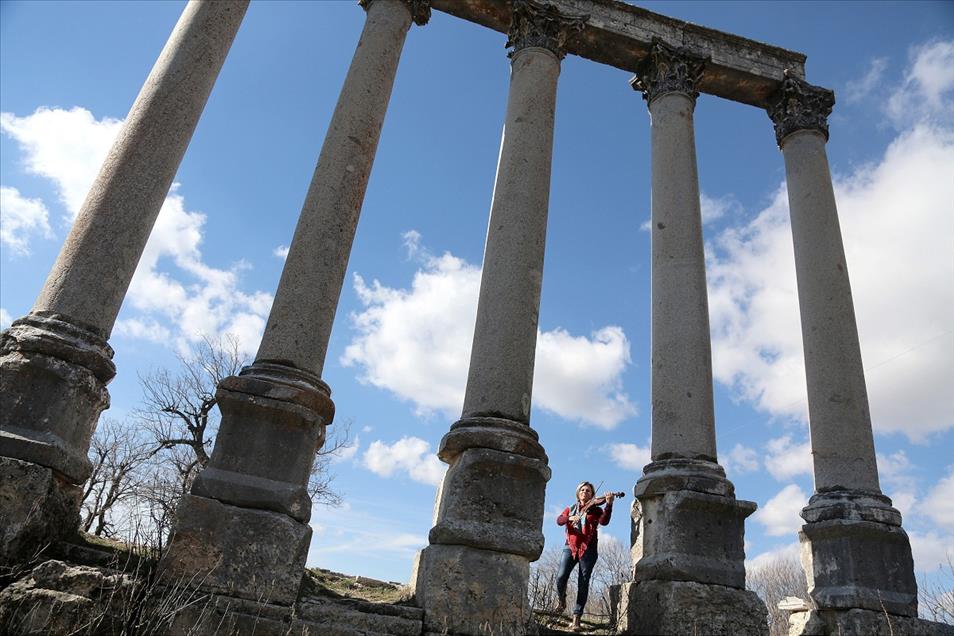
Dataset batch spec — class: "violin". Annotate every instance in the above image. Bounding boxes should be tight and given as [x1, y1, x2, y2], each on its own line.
[577, 491, 626, 516]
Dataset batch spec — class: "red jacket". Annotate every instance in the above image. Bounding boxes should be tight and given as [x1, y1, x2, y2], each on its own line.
[557, 501, 613, 558]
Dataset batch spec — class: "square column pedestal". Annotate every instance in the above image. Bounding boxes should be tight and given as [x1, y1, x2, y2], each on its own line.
[615, 459, 768, 635]
[411, 417, 551, 635]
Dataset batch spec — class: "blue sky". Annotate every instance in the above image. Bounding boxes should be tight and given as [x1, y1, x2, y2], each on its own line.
[1, 0, 952, 588]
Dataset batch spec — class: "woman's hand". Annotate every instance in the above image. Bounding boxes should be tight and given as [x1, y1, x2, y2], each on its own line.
[603, 492, 616, 504]
[568, 514, 581, 524]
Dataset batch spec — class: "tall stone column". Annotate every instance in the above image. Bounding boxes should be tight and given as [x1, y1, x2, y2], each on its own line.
[768, 75, 919, 631]
[614, 39, 767, 635]
[158, 0, 429, 606]
[0, 0, 247, 565]
[411, 2, 581, 633]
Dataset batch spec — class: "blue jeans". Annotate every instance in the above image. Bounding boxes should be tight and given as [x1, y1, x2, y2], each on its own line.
[555, 545, 598, 616]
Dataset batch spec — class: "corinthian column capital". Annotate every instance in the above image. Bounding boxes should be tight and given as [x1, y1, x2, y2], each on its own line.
[767, 73, 835, 146]
[631, 38, 708, 104]
[359, 0, 431, 26]
[505, 0, 586, 60]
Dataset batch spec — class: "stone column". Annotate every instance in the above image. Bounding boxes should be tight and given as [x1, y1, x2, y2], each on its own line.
[411, 2, 581, 633]
[0, 0, 247, 565]
[614, 40, 767, 635]
[158, 0, 429, 606]
[768, 75, 918, 628]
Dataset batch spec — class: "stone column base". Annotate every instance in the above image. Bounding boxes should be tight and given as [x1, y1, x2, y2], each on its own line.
[412, 544, 531, 636]
[615, 579, 768, 635]
[799, 490, 917, 616]
[0, 457, 81, 566]
[158, 494, 311, 605]
[789, 608, 954, 636]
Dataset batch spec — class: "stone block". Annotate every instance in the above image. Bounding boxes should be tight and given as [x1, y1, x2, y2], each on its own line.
[799, 518, 916, 616]
[0, 457, 80, 566]
[788, 608, 954, 636]
[1, 313, 115, 484]
[635, 487, 754, 588]
[615, 579, 768, 635]
[191, 363, 333, 523]
[158, 494, 311, 605]
[428, 446, 548, 558]
[413, 543, 530, 635]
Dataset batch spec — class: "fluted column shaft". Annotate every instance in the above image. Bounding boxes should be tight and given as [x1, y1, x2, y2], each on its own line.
[160, 0, 429, 606]
[0, 1, 246, 493]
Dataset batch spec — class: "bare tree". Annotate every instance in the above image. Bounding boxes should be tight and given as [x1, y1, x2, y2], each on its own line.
[919, 556, 954, 625]
[747, 554, 809, 636]
[81, 419, 152, 538]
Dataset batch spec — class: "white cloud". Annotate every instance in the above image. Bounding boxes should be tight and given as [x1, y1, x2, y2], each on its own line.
[886, 40, 954, 126]
[0, 186, 53, 255]
[308, 529, 425, 560]
[0, 307, 12, 329]
[0, 107, 121, 220]
[700, 192, 739, 224]
[335, 436, 360, 463]
[754, 484, 808, 537]
[918, 467, 954, 530]
[708, 123, 954, 440]
[763, 435, 813, 482]
[273, 245, 289, 259]
[1, 107, 272, 355]
[723, 443, 760, 475]
[908, 530, 954, 573]
[605, 442, 651, 471]
[845, 57, 888, 104]
[877, 450, 916, 492]
[362, 436, 446, 487]
[342, 239, 637, 428]
[746, 541, 800, 571]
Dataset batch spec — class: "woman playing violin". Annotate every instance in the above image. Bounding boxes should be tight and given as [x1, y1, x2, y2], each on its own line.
[555, 481, 617, 631]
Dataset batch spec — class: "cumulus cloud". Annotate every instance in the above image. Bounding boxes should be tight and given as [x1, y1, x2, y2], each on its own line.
[723, 443, 760, 475]
[273, 245, 289, 259]
[746, 542, 800, 571]
[0, 307, 12, 329]
[362, 436, 445, 486]
[918, 467, 954, 530]
[754, 484, 808, 537]
[605, 442, 651, 471]
[0, 186, 53, 255]
[886, 40, 954, 127]
[1, 107, 272, 355]
[708, 123, 954, 440]
[908, 530, 954, 573]
[763, 435, 813, 482]
[845, 57, 888, 104]
[342, 239, 637, 428]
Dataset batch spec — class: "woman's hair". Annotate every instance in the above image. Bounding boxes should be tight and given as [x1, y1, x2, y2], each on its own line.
[575, 481, 595, 502]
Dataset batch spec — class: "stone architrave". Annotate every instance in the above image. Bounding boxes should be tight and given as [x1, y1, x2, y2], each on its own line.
[411, 2, 582, 634]
[0, 0, 248, 565]
[158, 0, 429, 606]
[615, 39, 767, 635]
[768, 75, 919, 626]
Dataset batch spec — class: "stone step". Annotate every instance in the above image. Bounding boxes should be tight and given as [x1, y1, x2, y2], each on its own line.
[296, 597, 424, 636]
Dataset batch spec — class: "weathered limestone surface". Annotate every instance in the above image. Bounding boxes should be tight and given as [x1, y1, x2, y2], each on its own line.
[769, 75, 918, 619]
[0, 457, 81, 565]
[413, 543, 532, 635]
[0, 313, 114, 484]
[431, 0, 806, 106]
[33, 0, 248, 334]
[159, 494, 312, 606]
[256, 0, 423, 375]
[788, 608, 954, 636]
[616, 579, 768, 635]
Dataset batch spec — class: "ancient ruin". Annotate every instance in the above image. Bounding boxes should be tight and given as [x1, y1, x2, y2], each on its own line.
[1, 1, 950, 634]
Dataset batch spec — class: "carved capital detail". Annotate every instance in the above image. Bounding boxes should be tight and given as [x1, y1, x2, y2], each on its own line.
[631, 39, 708, 104]
[506, 0, 586, 60]
[767, 72, 835, 146]
[359, 0, 431, 26]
